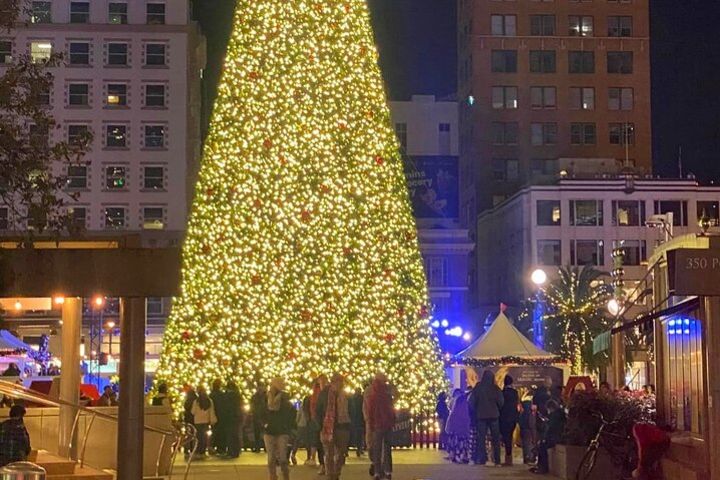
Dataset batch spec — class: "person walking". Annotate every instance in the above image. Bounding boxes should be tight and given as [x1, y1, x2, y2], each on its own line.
[318, 373, 351, 480]
[367, 373, 395, 480]
[499, 375, 520, 466]
[264, 377, 295, 480]
[349, 387, 366, 457]
[435, 392, 450, 450]
[251, 382, 268, 453]
[191, 386, 217, 458]
[530, 399, 565, 475]
[469, 370, 504, 466]
[308, 375, 328, 473]
[444, 388, 471, 463]
[225, 381, 243, 458]
[0, 405, 31, 466]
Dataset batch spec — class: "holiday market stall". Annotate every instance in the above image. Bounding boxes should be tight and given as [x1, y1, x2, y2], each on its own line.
[0, 330, 38, 375]
[454, 312, 568, 389]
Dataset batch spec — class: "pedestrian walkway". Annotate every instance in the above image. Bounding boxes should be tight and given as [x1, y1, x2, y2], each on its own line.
[176, 450, 559, 479]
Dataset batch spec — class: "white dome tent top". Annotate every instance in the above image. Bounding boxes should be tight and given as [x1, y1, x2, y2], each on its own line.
[456, 312, 556, 361]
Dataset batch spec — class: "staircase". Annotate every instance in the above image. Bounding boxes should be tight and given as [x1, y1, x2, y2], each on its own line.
[32, 451, 113, 480]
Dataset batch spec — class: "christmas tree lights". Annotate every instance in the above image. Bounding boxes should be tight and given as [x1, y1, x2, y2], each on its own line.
[156, 0, 446, 412]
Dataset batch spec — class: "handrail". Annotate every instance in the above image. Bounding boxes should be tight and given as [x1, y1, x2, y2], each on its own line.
[0, 379, 184, 477]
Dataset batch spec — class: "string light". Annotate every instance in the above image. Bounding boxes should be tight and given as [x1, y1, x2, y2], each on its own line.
[155, 0, 446, 412]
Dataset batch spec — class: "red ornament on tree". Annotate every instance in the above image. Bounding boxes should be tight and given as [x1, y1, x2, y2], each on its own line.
[263, 139, 273, 150]
[320, 183, 330, 194]
[181, 331, 191, 341]
[375, 155, 384, 166]
[201, 244, 211, 255]
[300, 310, 313, 322]
[248, 71, 260, 80]
[205, 188, 214, 198]
[419, 305, 429, 318]
[193, 348, 204, 360]
[396, 307, 405, 318]
[251, 275, 262, 285]
[253, 199, 262, 208]
[301, 210, 311, 222]
[384, 333, 396, 344]
[342, 247, 352, 257]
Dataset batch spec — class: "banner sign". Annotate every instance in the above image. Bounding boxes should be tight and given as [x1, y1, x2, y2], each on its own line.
[488, 365, 564, 389]
[668, 249, 720, 296]
[404, 156, 459, 219]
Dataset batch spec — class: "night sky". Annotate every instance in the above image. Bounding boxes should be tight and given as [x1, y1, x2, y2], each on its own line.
[195, 0, 720, 181]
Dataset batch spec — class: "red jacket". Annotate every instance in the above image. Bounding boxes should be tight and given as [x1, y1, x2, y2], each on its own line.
[367, 379, 395, 431]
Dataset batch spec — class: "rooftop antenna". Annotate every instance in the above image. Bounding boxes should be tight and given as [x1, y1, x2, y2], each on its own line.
[678, 145, 683, 178]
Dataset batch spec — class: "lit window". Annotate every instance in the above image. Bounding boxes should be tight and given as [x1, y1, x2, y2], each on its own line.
[613, 240, 646, 265]
[31, 1, 52, 23]
[107, 83, 127, 106]
[30, 41, 52, 63]
[492, 86, 518, 109]
[105, 166, 127, 189]
[569, 16, 593, 37]
[613, 200, 645, 226]
[570, 200, 603, 226]
[143, 207, 165, 230]
[108, 3, 127, 24]
[491, 15, 516, 36]
[105, 125, 127, 148]
[608, 87, 633, 110]
[569, 87, 595, 110]
[537, 200, 561, 226]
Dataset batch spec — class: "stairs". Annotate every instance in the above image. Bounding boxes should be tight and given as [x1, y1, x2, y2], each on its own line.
[32, 451, 113, 480]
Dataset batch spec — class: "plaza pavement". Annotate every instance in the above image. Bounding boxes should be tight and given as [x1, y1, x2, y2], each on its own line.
[175, 450, 559, 479]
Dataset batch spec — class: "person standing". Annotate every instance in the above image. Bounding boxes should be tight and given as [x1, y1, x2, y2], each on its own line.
[318, 373, 351, 480]
[308, 375, 328, 473]
[209, 379, 227, 455]
[191, 386, 217, 458]
[97, 385, 118, 406]
[0, 405, 30, 466]
[349, 387, 366, 457]
[530, 399, 565, 475]
[499, 375, 520, 466]
[264, 377, 295, 480]
[251, 382, 268, 453]
[519, 398, 537, 465]
[469, 370, 504, 466]
[435, 392, 450, 450]
[367, 373, 395, 480]
[225, 381, 243, 458]
[152, 383, 171, 408]
[182, 384, 198, 459]
[444, 388, 470, 463]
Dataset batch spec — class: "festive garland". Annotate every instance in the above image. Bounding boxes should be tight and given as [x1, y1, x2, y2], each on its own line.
[455, 356, 567, 367]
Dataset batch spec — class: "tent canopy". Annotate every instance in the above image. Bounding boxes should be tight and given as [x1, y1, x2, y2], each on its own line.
[457, 312, 555, 360]
[0, 330, 32, 356]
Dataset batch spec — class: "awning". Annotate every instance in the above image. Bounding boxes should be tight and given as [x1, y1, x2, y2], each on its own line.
[592, 331, 611, 355]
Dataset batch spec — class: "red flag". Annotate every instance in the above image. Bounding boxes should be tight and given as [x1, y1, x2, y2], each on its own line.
[500, 303, 508, 313]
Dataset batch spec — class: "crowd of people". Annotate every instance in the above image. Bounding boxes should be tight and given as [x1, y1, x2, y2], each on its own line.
[179, 372, 397, 480]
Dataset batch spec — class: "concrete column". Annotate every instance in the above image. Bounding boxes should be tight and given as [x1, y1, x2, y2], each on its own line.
[58, 297, 82, 458]
[703, 296, 720, 480]
[611, 323, 626, 389]
[117, 297, 146, 480]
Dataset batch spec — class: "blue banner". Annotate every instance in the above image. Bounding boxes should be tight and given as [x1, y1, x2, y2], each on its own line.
[404, 156, 459, 219]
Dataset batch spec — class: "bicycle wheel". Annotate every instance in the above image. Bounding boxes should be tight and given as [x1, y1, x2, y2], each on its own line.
[575, 445, 599, 480]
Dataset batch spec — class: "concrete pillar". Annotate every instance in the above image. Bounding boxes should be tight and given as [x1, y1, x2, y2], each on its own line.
[611, 323, 626, 389]
[58, 297, 82, 458]
[117, 297, 146, 480]
[703, 296, 720, 480]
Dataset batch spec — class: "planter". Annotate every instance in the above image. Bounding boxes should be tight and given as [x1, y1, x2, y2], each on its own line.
[550, 444, 613, 480]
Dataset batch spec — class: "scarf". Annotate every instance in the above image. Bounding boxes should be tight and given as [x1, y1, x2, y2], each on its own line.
[268, 377, 286, 411]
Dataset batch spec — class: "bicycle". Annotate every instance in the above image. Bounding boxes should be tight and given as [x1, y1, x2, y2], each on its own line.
[575, 413, 626, 480]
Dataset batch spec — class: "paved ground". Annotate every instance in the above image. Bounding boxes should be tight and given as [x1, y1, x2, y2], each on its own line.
[174, 450, 558, 479]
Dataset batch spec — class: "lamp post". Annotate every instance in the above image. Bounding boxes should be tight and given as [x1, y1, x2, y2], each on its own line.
[531, 268, 547, 348]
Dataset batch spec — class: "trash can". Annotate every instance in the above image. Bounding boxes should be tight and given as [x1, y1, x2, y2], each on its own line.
[0, 462, 46, 480]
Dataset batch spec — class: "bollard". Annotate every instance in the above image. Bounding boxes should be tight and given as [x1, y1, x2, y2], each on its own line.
[0, 462, 46, 480]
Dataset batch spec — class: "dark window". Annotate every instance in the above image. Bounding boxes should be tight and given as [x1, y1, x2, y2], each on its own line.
[67, 124, 90, 146]
[570, 200, 603, 226]
[608, 87, 633, 110]
[530, 86, 556, 109]
[491, 86, 518, 109]
[613, 200, 645, 226]
[0, 41, 12, 64]
[144, 125, 165, 148]
[530, 50, 556, 73]
[530, 15, 555, 36]
[145, 43, 166, 66]
[491, 122, 518, 145]
[569, 51, 594, 73]
[105, 207, 125, 229]
[537, 240, 561, 266]
[143, 166, 165, 190]
[105, 125, 127, 148]
[107, 43, 128, 66]
[608, 16, 632, 37]
[537, 200, 561, 226]
[492, 158, 519, 182]
[697, 201, 720, 224]
[0, 208, 7, 230]
[108, 3, 128, 24]
[531, 159, 557, 177]
[146, 3, 166, 24]
[491, 15, 517, 36]
[69, 207, 86, 229]
[70, 2, 90, 23]
[654, 201, 688, 227]
[68, 83, 89, 106]
[145, 84, 166, 107]
[395, 123, 407, 150]
[609, 123, 635, 145]
[31, 1, 52, 23]
[34, 83, 50, 105]
[607, 51, 633, 74]
[569, 15, 593, 36]
[570, 123, 596, 145]
[491, 50, 517, 73]
[614, 240, 646, 266]
[69, 42, 90, 65]
[531, 123, 558, 146]
[105, 166, 127, 189]
[66, 165, 87, 189]
[571, 240, 604, 266]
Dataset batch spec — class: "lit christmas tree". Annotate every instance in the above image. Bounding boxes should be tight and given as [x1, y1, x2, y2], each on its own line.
[156, 0, 446, 411]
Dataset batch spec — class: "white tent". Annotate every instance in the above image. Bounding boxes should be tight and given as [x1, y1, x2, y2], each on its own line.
[457, 312, 555, 360]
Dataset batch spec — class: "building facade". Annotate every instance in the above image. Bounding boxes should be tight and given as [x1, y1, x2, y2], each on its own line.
[458, 0, 652, 223]
[476, 177, 720, 308]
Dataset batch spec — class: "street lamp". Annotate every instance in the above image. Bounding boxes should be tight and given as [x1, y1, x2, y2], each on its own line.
[531, 268, 548, 287]
[607, 298, 621, 317]
[530, 269, 547, 348]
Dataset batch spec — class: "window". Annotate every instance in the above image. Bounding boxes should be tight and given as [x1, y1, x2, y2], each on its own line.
[537, 240, 561, 266]
[107, 43, 128, 66]
[614, 240, 646, 265]
[107, 83, 127, 106]
[492, 158, 519, 181]
[491, 50, 517, 73]
[34, 84, 50, 105]
[613, 200, 645, 226]
[424, 257, 448, 287]
[143, 166, 165, 190]
[66, 165, 87, 189]
[492, 86, 518, 109]
[145, 43, 166, 66]
[697, 201, 720, 224]
[29, 124, 48, 148]
[70, 2, 89, 23]
[146, 3, 166, 25]
[68, 42, 90, 65]
[530, 86, 556, 109]
[491, 15, 516, 36]
[531, 123, 557, 146]
[105, 125, 127, 148]
[147, 297, 164, 316]
[68, 83, 89, 106]
[609, 123, 635, 145]
[143, 207, 165, 230]
[69, 207, 86, 229]
[491, 122, 518, 145]
[531, 159, 557, 176]
[0, 208, 7, 230]
[608, 87, 633, 110]
[31, 1, 52, 23]
[570, 123, 596, 145]
[607, 52, 633, 74]
[108, 3, 127, 24]
[571, 240, 604, 266]
[395, 123, 407, 150]
[67, 124, 89, 146]
[654, 201, 688, 227]
[105, 207, 126, 229]
[530, 15, 555, 35]
[105, 166, 127, 189]
[569, 87, 595, 110]
[145, 84, 166, 107]
[569, 16, 593, 36]
[537, 200, 561, 226]
[0, 41, 10, 64]
[608, 16, 632, 37]
[570, 200, 603, 226]
[530, 50, 556, 73]
[569, 51, 594, 73]
[144, 125, 165, 148]
[439, 123, 451, 154]
[30, 41, 52, 63]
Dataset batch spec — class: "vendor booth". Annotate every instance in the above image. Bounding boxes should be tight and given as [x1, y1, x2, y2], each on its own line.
[453, 312, 568, 389]
[0, 329, 39, 375]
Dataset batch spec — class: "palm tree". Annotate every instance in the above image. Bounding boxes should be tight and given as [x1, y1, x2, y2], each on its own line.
[542, 266, 612, 375]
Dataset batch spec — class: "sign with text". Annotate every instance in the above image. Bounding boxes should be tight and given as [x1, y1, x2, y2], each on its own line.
[404, 155, 458, 219]
[668, 249, 720, 296]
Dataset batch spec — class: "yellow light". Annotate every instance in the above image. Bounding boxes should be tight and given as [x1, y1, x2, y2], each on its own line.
[107, 95, 120, 105]
[53, 296, 65, 305]
[13, 301, 21, 311]
[106, 321, 116, 329]
[94, 296, 104, 307]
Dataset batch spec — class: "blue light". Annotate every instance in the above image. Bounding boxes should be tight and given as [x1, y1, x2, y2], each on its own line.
[440, 319, 449, 328]
[684, 319, 691, 326]
[684, 329, 691, 335]
[431, 320, 440, 329]
[668, 329, 675, 335]
[668, 320, 676, 327]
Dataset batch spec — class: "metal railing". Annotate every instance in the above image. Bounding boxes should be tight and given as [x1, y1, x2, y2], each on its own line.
[0, 380, 194, 479]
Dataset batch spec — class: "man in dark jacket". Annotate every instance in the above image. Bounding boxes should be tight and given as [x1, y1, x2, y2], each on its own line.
[469, 370, 504, 466]
[210, 379, 226, 455]
[250, 382, 267, 453]
[531, 399, 565, 475]
[225, 381, 243, 458]
[499, 375, 520, 465]
[0, 405, 30, 466]
[264, 378, 296, 480]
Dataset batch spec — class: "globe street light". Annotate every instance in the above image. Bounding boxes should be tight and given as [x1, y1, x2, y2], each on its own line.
[530, 268, 547, 348]
[531, 268, 547, 287]
[607, 298, 621, 317]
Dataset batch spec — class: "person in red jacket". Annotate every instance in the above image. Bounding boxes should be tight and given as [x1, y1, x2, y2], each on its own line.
[367, 373, 396, 480]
